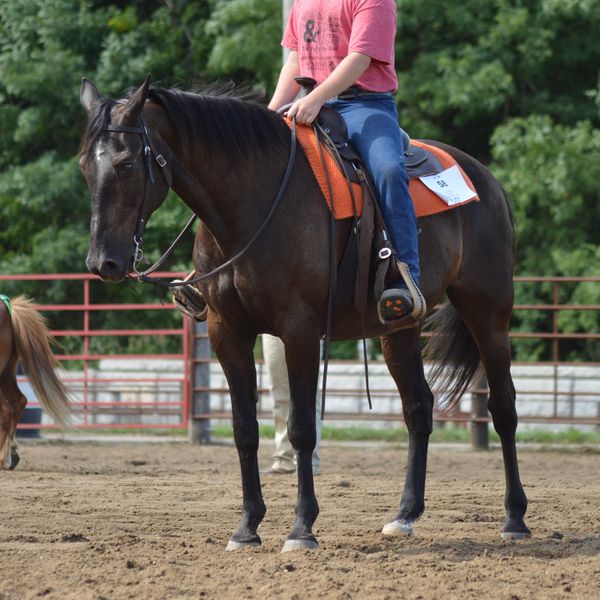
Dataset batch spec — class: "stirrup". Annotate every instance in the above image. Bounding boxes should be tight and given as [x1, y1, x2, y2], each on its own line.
[397, 261, 426, 320]
[171, 273, 208, 322]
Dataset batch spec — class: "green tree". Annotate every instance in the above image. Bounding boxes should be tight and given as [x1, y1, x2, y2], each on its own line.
[396, 0, 600, 158]
[205, 0, 282, 92]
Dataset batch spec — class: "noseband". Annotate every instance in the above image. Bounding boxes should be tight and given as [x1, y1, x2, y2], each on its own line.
[102, 109, 297, 288]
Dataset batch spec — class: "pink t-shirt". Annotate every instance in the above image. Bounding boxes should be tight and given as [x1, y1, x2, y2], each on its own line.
[282, 0, 398, 93]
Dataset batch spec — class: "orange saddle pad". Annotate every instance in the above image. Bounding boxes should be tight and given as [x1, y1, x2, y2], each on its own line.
[289, 121, 479, 219]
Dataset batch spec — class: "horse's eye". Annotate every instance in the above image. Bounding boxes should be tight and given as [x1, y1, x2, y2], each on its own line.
[116, 162, 134, 176]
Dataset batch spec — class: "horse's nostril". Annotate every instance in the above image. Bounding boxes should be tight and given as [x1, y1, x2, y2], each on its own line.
[99, 258, 124, 281]
[103, 259, 119, 272]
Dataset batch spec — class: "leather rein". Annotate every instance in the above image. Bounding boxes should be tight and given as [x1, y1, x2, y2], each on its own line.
[103, 112, 298, 288]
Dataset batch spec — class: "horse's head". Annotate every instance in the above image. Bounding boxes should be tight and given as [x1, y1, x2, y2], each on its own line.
[79, 75, 171, 282]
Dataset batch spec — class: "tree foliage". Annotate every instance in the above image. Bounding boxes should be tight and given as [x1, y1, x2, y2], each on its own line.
[0, 0, 598, 360]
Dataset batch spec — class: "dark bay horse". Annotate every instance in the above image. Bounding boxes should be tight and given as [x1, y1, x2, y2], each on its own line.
[0, 296, 72, 469]
[79, 76, 530, 551]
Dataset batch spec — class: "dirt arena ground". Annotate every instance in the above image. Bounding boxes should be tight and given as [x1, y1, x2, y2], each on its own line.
[1, 440, 599, 600]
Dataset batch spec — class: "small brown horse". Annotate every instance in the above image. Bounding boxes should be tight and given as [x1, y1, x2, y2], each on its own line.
[0, 296, 72, 469]
[79, 76, 530, 551]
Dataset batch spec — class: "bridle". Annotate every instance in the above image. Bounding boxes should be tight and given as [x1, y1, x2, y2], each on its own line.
[102, 108, 297, 288]
[102, 111, 191, 280]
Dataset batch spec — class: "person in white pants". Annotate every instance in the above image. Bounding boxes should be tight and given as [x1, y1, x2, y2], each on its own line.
[262, 334, 322, 475]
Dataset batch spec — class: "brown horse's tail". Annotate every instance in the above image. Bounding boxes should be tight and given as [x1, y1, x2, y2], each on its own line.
[422, 302, 481, 409]
[10, 296, 73, 428]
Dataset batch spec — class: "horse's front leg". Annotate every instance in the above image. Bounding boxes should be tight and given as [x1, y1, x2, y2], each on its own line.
[380, 329, 434, 537]
[8, 435, 20, 470]
[281, 333, 321, 552]
[0, 395, 14, 470]
[0, 374, 26, 470]
[209, 320, 265, 551]
[0, 424, 20, 471]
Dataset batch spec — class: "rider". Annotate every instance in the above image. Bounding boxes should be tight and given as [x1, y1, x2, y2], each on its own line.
[270, 0, 422, 321]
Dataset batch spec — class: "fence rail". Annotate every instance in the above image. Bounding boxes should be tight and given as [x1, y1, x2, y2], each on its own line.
[2, 273, 598, 440]
[0, 272, 191, 431]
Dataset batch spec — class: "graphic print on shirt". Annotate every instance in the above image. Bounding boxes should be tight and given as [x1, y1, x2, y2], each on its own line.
[303, 19, 320, 43]
[300, 12, 345, 77]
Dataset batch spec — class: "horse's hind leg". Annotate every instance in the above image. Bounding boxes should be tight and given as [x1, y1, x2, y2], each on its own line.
[449, 290, 530, 539]
[209, 322, 265, 551]
[476, 319, 529, 538]
[380, 328, 434, 537]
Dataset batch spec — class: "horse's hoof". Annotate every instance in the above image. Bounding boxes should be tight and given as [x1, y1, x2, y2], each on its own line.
[382, 519, 414, 537]
[281, 538, 319, 553]
[9, 450, 20, 471]
[502, 518, 531, 540]
[501, 530, 531, 541]
[225, 539, 261, 552]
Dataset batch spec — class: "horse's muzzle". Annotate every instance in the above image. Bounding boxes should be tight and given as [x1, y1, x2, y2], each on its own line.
[87, 254, 127, 283]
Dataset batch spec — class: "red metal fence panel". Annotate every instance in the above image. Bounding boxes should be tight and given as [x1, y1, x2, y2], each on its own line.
[0, 272, 192, 431]
[3, 273, 599, 432]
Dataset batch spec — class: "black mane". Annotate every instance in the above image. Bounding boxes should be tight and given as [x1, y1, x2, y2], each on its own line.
[80, 85, 289, 162]
[148, 86, 289, 161]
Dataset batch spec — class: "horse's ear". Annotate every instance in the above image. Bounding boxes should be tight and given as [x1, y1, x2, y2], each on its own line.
[123, 73, 152, 124]
[80, 78, 101, 115]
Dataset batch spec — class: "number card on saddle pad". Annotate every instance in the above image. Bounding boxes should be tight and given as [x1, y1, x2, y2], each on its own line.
[289, 124, 479, 219]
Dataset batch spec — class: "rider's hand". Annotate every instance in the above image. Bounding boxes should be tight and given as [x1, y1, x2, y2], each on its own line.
[286, 93, 324, 125]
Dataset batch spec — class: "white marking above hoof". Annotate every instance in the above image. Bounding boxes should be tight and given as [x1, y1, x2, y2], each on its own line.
[2, 453, 11, 470]
[501, 531, 531, 541]
[225, 539, 261, 552]
[382, 519, 414, 537]
[281, 539, 319, 553]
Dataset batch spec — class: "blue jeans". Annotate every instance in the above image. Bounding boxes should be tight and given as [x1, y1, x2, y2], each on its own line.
[327, 94, 420, 285]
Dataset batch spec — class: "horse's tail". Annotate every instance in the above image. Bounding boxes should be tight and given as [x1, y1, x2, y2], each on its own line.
[422, 302, 481, 409]
[10, 296, 73, 428]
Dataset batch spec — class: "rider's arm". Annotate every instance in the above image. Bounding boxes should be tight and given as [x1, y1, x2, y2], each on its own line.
[286, 52, 372, 124]
[268, 51, 301, 111]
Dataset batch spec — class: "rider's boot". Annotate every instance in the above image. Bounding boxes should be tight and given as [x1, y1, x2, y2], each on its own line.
[378, 281, 414, 321]
[376, 261, 426, 325]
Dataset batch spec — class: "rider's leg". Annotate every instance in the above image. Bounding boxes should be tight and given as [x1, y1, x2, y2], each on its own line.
[329, 94, 421, 320]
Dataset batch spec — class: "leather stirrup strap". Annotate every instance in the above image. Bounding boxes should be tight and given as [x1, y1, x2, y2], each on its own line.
[354, 174, 374, 316]
[314, 124, 374, 412]
[313, 125, 337, 421]
[352, 171, 374, 411]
